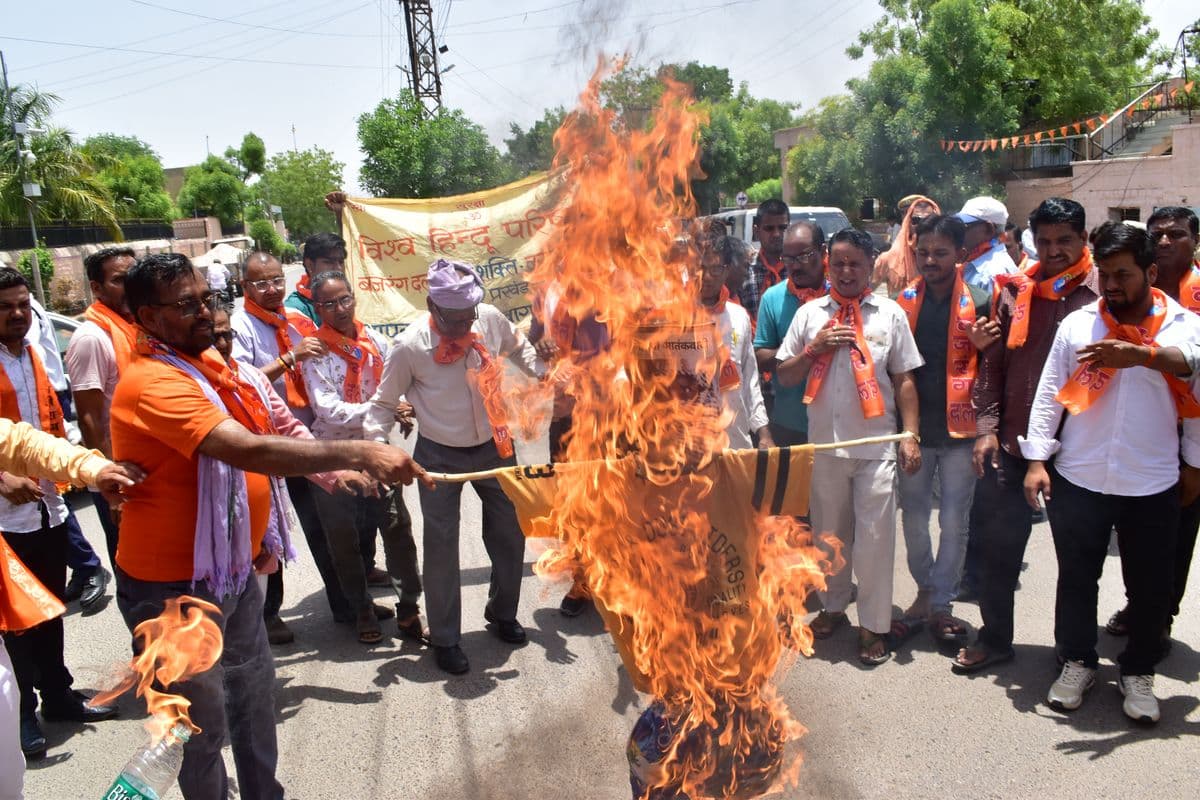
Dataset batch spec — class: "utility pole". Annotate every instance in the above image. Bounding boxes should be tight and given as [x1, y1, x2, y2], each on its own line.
[291, 123, 298, 152]
[1, 51, 48, 306]
[399, 0, 444, 118]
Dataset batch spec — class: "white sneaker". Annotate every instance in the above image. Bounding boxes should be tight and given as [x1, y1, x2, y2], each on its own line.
[1047, 660, 1096, 711]
[1118, 674, 1160, 723]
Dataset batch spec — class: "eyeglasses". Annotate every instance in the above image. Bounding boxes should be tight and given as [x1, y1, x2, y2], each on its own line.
[245, 277, 287, 292]
[315, 295, 355, 312]
[151, 292, 220, 318]
[432, 304, 477, 326]
[212, 330, 233, 341]
[781, 249, 822, 266]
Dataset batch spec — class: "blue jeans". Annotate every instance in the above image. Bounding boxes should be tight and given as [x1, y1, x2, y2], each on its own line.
[898, 442, 976, 614]
[116, 571, 283, 800]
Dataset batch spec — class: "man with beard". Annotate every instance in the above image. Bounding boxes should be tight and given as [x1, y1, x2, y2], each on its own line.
[753, 222, 828, 446]
[1105, 206, 1200, 652]
[1023, 222, 1200, 723]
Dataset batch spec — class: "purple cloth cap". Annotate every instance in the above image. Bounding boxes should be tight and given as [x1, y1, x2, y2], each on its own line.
[427, 258, 484, 309]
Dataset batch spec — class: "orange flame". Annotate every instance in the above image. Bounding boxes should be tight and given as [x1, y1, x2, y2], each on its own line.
[90, 595, 223, 743]
[520, 60, 834, 798]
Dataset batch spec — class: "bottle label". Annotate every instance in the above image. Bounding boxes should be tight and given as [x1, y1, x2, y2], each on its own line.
[102, 776, 159, 800]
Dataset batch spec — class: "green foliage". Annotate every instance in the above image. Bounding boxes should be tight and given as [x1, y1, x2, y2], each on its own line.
[257, 147, 345, 241]
[16, 240, 54, 289]
[82, 134, 175, 222]
[745, 178, 782, 204]
[0, 84, 120, 235]
[225, 132, 267, 181]
[664, 62, 733, 104]
[357, 90, 506, 198]
[503, 107, 567, 178]
[248, 219, 283, 256]
[280, 242, 299, 263]
[787, 96, 868, 213]
[177, 156, 249, 230]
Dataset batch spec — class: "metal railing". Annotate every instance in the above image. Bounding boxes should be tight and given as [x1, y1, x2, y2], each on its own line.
[1086, 78, 1183, 161]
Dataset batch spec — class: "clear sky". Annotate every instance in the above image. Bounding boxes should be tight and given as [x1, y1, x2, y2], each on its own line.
[2, 0, 1197, 193]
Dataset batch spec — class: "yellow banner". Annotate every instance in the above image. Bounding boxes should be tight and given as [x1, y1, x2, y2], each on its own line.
[341, 171, 569, 333]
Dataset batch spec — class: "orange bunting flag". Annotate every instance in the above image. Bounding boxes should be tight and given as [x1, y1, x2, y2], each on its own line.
[1060, 126, 1068, 137]
[958, 141, 970, 152]
[1186, 81, 1195, 93]
[1086, 118, 1097, 131]
[1100, 114, 1109, 124]
[1073, 122, 1082, 134]
[1047, 129, 1056, 140]
[1034, 132, 1044, 143]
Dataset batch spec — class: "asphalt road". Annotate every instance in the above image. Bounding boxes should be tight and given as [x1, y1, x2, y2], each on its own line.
[20, 418, 1200, 800]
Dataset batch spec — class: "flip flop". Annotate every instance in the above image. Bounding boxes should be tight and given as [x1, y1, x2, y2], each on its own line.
[930, 612, 970, 643]
[356, 609, 384, 644]
[859, 631, 892, 667]
[951, 644, 1014, 674]
[810, 611, 848, 640]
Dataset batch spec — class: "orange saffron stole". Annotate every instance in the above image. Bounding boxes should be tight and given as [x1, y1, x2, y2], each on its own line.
[83, 301, 138, 372]
[1177, 262, 1200, 314]
[996, 248, 1093, 348]
[704, 287, 742, 391]
[897, 271, 978, 437]
[0, 345, 67, 440]
[429, 318, 515, 458]
[803, 289, 885, 419]
[315, 322, 383, 404]
[243, 298, 314, 408]
[1056, 288, 1200, 418]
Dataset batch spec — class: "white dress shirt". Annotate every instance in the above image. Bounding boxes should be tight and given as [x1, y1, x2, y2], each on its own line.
[301, 326, 391, 441]
[364, 304, 544, 448]
[230, 308, 314, 426]
[777, 292, 924, 460]
[0, 342, 68, 532]
[711, 301, 768, 449]
[1020, 295, 1200, 496]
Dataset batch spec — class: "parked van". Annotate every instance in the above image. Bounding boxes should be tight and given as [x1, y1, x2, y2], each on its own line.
[707, 206, 852, 249]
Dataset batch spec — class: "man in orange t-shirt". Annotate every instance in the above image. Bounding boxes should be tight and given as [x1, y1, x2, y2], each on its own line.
[110, 253, 430, 800]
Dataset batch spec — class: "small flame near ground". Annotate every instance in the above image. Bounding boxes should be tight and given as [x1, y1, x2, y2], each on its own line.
[90, 595, 223, 743]
[514, 59, 840, 798]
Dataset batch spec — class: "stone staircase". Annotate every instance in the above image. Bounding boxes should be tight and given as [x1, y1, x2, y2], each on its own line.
[1112, 111, 1191, 159]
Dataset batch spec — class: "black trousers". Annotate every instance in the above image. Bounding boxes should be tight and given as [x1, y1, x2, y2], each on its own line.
[1047, 466, 1178, 676]
[2, 523, 74, 716]
[975, 450, 1035, 653]
[91, 490, 121, 568]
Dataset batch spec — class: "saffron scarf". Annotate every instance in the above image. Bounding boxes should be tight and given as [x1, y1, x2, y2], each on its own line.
[996, 248, 1093, 348]
[136, 332, 293, 597]
[802, 289, 885, 419]
[759, 252, 785, 289]
[429, 317, 515, 458]
[243, 297, 314, 408]
[787, 279, 828, 306]
[897, 271, 978, 437]
[0, 345, 67, 440]
[1056, 287, 1200, 418]
[295, 273, 313, 300]
[315, 321, 383, 404]
[703, 287, 743, 391]
[83, 301, 137, 372]
[1176, 262, 1200, 314]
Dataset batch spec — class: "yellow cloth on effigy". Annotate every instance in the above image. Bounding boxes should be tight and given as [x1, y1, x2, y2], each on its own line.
[0, 417, 108, 632]
[493, 446, 815, 691]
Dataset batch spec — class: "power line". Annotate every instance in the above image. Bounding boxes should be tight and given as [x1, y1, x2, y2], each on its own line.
[446, 0, 578, 30]
[447, 0, 758, 37]
[127, 0, 382, 38]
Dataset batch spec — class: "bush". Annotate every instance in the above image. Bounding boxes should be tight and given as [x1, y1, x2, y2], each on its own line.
[280, 242, 299, 263]
[16, 240, 55, 290]
[248, 219, 282, 256]
[745, 178, 782, 205]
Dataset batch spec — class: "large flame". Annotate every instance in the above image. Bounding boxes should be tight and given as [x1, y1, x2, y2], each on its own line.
[91, 595, 223, 743]
[523, 62, 834, 798]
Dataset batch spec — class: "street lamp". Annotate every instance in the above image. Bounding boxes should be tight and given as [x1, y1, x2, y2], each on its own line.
[14, 121, 48, 306]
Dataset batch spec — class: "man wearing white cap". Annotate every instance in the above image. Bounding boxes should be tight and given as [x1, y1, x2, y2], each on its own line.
[955, 196, 1018, 293]
[364, 259, 544, 674]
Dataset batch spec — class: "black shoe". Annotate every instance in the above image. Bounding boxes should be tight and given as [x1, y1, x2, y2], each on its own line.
[79, 567, 111, 612]
[484, 606, 527, 644]
[559, 592, 589, 618]
[265, 615, 295, 645]
[435, 645, 470, 674]
[63, 569, 90, 603]
[20, 714, 47, 760]
[40, 690, 118, 723]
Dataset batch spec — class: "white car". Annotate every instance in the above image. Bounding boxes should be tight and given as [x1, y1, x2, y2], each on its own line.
[47, 311, 84, 446]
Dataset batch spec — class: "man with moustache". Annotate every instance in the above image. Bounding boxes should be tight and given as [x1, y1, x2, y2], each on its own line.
[110, 253, 429, 798]
[66, 247, 138, 566]
[895, 216, 989, 639]
[753, 221, 828, 447]
[737, 198, 790, 323]
[1023, 222, 1200, 723]
[1105, 206, 1200, 651]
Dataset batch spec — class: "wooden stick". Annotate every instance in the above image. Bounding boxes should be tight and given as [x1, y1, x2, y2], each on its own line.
[425, 431, 916, 484]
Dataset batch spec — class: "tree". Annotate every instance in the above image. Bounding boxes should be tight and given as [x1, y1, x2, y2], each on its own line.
[1, 83, 120, 234]
[82, 134, 175, 222]
[248, 218, 283, 256]
[503, 107, 566, 178]
[224, 132, 266, 181]
[745, 178, 782, 205]
[16, 240, 53, 290]
[176, 155, 248, 229]
[257, 147, 345, 240]
[786, 96, 868, 213]
[357, 90, 506, 198]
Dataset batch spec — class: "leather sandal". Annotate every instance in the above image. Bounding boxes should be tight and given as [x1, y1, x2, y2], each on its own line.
[356, 608, 383, 644]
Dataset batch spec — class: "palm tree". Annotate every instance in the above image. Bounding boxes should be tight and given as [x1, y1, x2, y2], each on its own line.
[1, 82, 121, 236]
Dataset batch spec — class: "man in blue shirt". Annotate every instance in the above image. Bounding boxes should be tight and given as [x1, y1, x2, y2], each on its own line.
[753, 222, 828, 446]
[955, 196, 1018, 293]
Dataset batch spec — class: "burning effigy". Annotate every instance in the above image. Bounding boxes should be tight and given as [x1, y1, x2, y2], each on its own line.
[487, 63, 839, 799]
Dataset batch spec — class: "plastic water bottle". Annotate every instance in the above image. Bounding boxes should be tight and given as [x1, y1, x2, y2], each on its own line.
[100, 723, 191, 800]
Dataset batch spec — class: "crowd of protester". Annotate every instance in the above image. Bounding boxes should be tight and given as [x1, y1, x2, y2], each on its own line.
[0, 192, 1197, 799]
